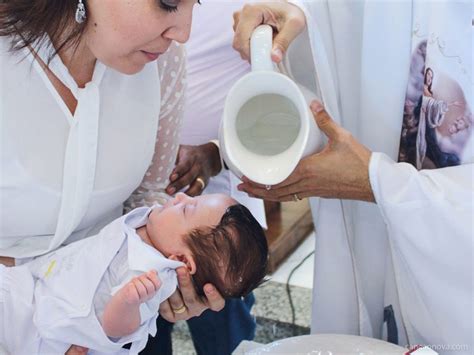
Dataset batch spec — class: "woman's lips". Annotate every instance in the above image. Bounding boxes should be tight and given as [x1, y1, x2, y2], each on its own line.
[141, 50, 162, 61]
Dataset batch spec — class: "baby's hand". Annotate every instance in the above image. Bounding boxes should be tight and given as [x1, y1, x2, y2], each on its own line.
[123, 270, 161, 305]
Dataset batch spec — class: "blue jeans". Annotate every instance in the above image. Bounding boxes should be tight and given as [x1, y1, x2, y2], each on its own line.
[140, 293, 256, 355]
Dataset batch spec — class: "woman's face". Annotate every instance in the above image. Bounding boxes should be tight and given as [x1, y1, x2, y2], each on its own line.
[84, 0, 197, 74]
[425, 69, 433, 86]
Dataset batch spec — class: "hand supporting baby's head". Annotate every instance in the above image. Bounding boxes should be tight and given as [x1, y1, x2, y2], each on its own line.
[184, 203, 268, 298]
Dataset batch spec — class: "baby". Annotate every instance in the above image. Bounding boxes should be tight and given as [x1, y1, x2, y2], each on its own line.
[0, 193, 268, 355]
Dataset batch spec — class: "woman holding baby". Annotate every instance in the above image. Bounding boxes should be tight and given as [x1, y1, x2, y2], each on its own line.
[0, 0, 227, 353]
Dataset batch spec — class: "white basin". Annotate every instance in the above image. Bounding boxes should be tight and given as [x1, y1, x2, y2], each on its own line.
[236, 334, 407, 354]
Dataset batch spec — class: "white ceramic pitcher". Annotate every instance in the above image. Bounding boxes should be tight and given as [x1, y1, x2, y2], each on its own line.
[219, 25, 324, 185]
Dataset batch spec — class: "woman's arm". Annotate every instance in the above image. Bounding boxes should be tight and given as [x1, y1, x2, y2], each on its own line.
[102, 271, 161, 338]
[124, 41, 187, 210]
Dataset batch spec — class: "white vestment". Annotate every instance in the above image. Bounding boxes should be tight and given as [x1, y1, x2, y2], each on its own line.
[287, 1, 473, 353]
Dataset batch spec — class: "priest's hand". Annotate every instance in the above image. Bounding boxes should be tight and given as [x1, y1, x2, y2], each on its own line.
[159, 267, 225, 322]
[238, 101, 376, 203]
[233, 2, 306, 63]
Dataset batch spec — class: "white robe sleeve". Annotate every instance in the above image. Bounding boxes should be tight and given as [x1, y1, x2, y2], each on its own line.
[369, 150, 473, 348]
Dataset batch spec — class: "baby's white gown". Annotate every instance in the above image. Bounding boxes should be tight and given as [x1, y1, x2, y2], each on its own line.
[0, 206, 183, 355]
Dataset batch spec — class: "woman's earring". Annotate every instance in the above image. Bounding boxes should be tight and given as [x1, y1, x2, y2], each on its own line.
[75, 0, 87, 24]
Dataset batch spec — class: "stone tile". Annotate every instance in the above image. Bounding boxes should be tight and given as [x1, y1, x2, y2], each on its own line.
[171, 320, 196, 355]
[170, 281, 312, 354]
[254, 318, 310, 344]
[252, 281, 312, 328]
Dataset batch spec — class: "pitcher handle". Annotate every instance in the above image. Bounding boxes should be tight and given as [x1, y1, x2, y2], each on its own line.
[251, 25, 274, 72]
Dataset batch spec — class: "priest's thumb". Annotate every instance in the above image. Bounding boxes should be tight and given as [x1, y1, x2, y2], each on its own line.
[310, 101, 340, 140]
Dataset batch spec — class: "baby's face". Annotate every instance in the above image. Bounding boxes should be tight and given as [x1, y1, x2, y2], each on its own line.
[146, 193, 236, 266]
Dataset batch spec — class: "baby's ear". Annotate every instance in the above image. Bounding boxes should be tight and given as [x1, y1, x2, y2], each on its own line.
[184, 254, 197, 275]
[169, 254, 196, 275]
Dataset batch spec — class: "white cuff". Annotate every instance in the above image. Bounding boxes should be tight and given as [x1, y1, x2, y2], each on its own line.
[368, 152, 383, 206]
[209, 139, 227, 173]
[368, 152, 392, 222]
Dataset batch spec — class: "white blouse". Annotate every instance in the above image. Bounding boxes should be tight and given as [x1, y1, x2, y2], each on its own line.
[0, 38, 186, 259]
[124, 45, 186, 211]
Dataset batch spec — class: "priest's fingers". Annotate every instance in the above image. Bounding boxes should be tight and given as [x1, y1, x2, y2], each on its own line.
[203, 283, 225, 312]
[159, 299, 177, 323]
[232, 10, 240, 32]
[238, 176, 307, 201]
[160, 288, 191, 322]
[238, 169, 303, 191]
[176, 268, 208, 317]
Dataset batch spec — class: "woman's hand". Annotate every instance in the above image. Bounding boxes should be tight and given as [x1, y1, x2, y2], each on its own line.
[65, 345, 88, 355]
[238, 101, 376, 203]
[233, 1, 306, 63]
[159, 267, 225, 322]
[166, 143, 222, 197]
[0, 257, 14, 266]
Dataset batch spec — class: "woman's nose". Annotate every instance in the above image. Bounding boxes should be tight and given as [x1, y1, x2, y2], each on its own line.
[163, 24, 192, 44]
[162, 7, 193, 43]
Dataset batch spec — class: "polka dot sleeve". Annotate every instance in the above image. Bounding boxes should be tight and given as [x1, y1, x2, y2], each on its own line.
[124, 42, 186, 212]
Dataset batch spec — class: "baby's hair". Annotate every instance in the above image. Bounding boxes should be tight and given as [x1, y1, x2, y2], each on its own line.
[184, 204, 268, 298]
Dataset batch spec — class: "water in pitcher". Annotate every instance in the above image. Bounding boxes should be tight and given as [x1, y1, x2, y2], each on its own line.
[236, 94, 301, 156]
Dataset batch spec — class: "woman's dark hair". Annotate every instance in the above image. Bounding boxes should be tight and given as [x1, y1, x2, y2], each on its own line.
[185, 204, 269, 298]
[424, 67, 434, 95]
[0, 0, 87, 58]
